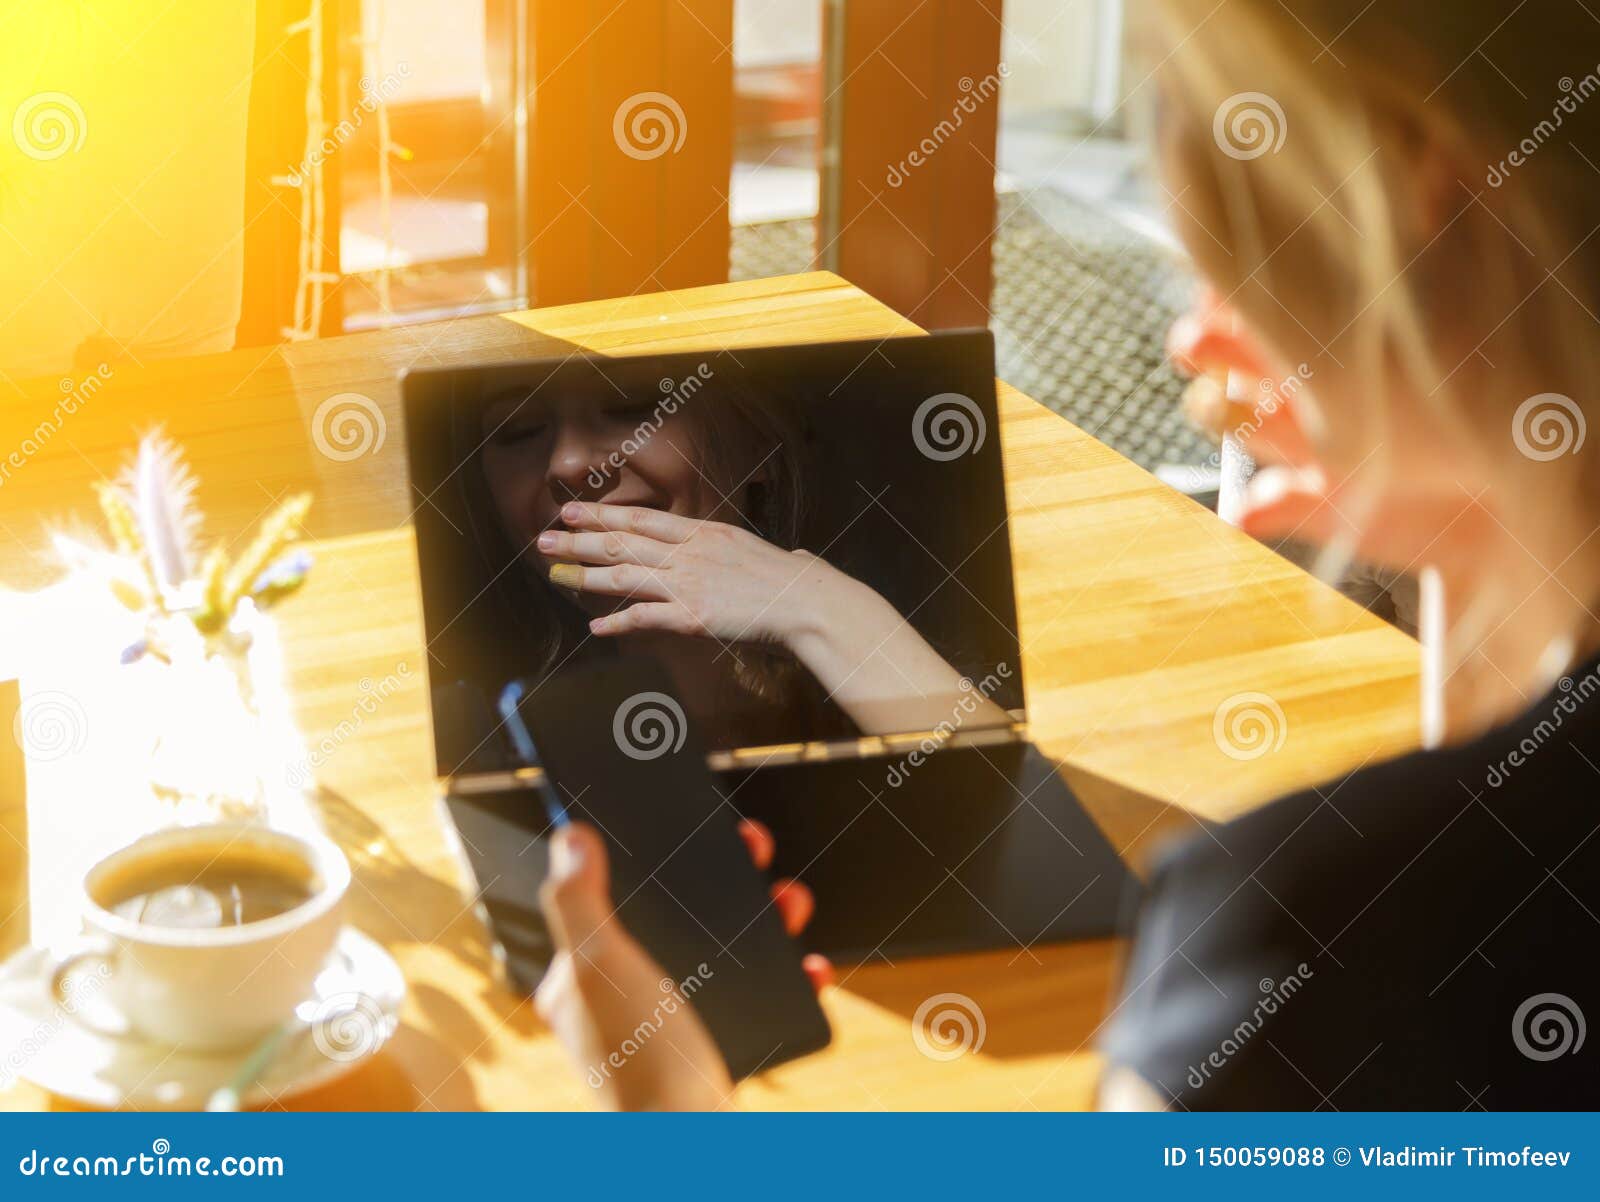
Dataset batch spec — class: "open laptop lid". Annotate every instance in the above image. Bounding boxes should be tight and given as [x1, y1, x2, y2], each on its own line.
[403, 331, 1023, 781]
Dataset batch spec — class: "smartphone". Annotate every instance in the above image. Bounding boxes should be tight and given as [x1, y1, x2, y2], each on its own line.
[509, 660, 832, 1081]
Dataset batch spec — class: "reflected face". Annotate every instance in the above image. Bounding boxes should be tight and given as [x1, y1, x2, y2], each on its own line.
[478, 392, 753, 604]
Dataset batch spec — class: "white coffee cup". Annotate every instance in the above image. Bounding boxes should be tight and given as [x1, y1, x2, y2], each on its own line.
[50, 823, 350, 1052]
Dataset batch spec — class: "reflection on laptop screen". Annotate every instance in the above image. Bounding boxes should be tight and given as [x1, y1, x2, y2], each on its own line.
[404, 331, 1023, 776]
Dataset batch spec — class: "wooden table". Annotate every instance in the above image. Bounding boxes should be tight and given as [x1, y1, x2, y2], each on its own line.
[0, 273, 1421, 1110]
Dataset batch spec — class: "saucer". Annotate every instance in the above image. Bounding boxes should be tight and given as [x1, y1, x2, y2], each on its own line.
[0, 927, 404, 1110]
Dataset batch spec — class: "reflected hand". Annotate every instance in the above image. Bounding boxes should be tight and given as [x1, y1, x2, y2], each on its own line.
[535, 818, 831, 1111]
[539, 500, 866, 646]
[540, 500, 1010, 735]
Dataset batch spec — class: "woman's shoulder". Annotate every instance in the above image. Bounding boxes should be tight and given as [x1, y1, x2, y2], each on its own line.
[1187, 659, 1600, 885]
[1104, 659, 1600, 1109]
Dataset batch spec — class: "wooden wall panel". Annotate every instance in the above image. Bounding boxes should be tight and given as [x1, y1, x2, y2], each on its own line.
[529, 0, 733, 305]
[822, 0, 1003, 329]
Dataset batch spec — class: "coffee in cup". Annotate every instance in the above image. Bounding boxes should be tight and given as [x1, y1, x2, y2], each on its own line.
[52, 823, 350, 1052]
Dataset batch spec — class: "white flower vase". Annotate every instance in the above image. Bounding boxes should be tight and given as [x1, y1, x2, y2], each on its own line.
[19, 590, 315, 951]
[139, 602, 317, 835]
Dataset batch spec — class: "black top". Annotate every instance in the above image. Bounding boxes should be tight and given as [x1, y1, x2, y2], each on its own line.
[1103, 656, 1600, 1109]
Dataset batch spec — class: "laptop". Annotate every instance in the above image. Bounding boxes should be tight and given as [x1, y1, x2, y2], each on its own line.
[402, 332, 1137, 982]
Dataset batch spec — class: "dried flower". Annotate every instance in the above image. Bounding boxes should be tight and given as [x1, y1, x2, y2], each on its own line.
[62, 433, 314, 648]
[224, 493, 312, 616]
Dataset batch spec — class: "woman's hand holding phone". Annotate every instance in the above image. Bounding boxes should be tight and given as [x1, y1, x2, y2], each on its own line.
[536, 818, 830, 1111]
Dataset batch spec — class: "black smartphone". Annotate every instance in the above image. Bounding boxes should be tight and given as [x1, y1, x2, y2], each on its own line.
[510, 660, 832, 1081]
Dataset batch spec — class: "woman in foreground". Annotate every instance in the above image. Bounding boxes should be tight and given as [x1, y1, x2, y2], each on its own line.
[535, 0, 1600, 1108]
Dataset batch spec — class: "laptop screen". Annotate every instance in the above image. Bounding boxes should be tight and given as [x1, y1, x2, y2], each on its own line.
[403, 331, 1023, 777]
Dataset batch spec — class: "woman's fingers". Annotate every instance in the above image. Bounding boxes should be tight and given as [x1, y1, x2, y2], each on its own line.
[770, 878, 814, 937]
[1237, 393, 1319, 469]
[560, 501, 697, 543]
[588, 601, 700, 637]
[802, 953, 835, 993]
[538, 527, 674, 568]
[547, 562, 671, 600]
[737, 818, 775, 871]
[538, 823, 616, 951]
[1181, 371, 1320, 472]
[738, 820, 818, 941]
[1168, 293, 1322, 471]
[1237, 466, 1369, 553]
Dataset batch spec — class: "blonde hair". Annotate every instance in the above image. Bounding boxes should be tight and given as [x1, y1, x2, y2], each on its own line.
[1150, 1, 1600, 736]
